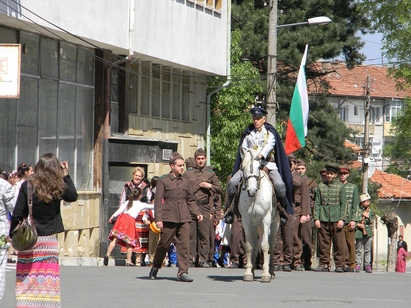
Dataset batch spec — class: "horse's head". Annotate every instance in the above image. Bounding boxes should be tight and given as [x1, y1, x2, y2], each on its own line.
[241, 147, 262, 197]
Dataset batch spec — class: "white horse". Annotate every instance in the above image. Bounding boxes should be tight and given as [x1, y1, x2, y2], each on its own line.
[238, 147, 279, 283]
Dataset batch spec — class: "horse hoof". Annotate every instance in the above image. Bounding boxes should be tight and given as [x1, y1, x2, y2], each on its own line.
[271, 273, 276, 279]
[261, 275, 271, 283]
[243, 275, 254, 282]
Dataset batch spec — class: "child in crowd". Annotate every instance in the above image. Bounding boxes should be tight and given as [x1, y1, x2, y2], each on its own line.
[215, 209, 230, 267]
[355, 193, 374, 273]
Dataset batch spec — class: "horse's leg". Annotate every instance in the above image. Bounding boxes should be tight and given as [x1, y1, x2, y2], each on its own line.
[242, 224, 254, 282]
[261, 216, 272, 283]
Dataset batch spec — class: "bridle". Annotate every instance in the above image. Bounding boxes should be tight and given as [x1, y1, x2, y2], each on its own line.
[242, 151, 263, 192]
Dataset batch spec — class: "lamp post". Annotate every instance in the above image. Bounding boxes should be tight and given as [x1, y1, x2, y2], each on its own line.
[266, 0, 331, 126]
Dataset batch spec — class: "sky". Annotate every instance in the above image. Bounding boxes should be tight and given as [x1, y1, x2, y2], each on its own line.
[359, 32, 387, 66]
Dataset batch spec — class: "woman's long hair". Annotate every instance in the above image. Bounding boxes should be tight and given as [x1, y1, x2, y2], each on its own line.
[126, 188, 142, 211]
[31, 153, 66, 203]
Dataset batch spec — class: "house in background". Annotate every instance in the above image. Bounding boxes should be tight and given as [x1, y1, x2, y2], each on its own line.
[0, 0, 230, 259]
[309, 61, 411, 171]
[370, 170, 411, 265]
[310, 62, 411, 268]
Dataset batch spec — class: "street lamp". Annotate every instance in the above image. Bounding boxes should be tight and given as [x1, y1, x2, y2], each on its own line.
[266, 0, 331, 126]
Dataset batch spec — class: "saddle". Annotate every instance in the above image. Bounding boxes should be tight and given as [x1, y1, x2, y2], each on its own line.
[224, 168, 288, 224]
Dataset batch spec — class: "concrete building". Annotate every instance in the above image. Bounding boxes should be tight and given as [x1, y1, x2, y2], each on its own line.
[309, 61, 411, 171]
[0, 0, 230, 257]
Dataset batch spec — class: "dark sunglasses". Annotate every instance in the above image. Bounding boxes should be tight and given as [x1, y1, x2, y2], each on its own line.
[339, 172, 349, 175]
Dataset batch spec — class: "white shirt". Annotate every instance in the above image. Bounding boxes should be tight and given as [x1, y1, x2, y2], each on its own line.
[241, 125, 277, 170]
[113, 200, 154, 219]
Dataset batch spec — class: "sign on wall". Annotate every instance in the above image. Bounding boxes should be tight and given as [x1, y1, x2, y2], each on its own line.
[0, 44, 21, 98]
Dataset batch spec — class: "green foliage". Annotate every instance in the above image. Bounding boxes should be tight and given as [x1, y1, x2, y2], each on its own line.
[383, 98, 411, 176]
[232, 0, 371, 72]
[209, 30, 263, 186]
[362, 0, 411, 86]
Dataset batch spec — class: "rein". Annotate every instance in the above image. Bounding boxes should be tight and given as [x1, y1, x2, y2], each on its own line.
[243, 153, 263, 190]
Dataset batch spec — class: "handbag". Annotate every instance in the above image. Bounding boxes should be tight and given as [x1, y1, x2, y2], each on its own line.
[12, 181, 38, 251]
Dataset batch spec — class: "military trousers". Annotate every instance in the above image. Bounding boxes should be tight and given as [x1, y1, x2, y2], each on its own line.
[153, 222, 191, 274]
[344, 224, 356, 269]
[317, 222, 346, 268]
[273, 213, 295, 266]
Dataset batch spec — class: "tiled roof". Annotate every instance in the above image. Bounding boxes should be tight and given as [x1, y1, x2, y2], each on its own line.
[370, 170, 411, 200]
[309, 61, 411, 99]
[344, 140, 411, 200]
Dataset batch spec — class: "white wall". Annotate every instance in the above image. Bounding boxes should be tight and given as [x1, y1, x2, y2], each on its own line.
[15, 0, 228, 75]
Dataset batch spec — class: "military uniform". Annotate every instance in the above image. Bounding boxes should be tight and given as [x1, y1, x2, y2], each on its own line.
[301, 175, 317, 269]
[184, 164, 222, 266]
[313, 177, 348, 270]
[342, 182, 360, 270]
[291, 172, 310, 269]
[152, 171, 201, 275]
[355, 193, 374, 272]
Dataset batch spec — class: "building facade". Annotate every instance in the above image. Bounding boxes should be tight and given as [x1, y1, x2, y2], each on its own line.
[0, 0, 230, 257]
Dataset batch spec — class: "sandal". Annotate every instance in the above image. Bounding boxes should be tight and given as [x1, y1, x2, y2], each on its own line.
[125, 262, 135, 266]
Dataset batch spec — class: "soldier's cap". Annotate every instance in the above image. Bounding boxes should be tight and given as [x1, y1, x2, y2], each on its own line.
[249, 106, 267, 118]
[287, 154, 296, 163]
[185, 157, 195, 168]
[359, 193, 371, 203]
[296, 159, 306, 166]
[339, 165, 350, 173]
[194, 148, 206, 157]
[169, 151, 184, 164]
[324, 163, 340, 173]
[320, 168, 327, 175]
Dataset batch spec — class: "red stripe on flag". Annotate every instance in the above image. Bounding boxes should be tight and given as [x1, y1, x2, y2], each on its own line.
[284, 119, 302, 155]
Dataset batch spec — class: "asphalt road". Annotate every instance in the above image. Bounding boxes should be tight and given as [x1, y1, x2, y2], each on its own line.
[3, 263, 411, 308]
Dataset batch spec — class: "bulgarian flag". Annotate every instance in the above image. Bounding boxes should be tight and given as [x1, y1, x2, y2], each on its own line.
[284, 44, 309, 155]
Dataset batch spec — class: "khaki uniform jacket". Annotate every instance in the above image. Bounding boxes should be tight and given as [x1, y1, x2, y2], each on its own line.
[313, 180, 348, 223]
[154, 172, 200, 224]
[184, 166, 222, 214]
[292, 173, 310, 216]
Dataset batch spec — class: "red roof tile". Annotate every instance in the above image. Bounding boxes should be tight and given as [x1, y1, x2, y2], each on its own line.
[309, 62, 411, 99]
[370, 170, 411, 200]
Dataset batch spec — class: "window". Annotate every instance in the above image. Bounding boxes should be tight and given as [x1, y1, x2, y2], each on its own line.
[162, 67, 171, 119]
[370, 106, 381, 124]
[141, 62, 150, 116]
[385, 99, 403, 122]
[152, 64, 161, 118]
[340, 106, 348, 122]
[354, 106, 358, 116]
[0, 31, 95, 191]
[182, 72, 190, 121]
[172, 69, 181, 120]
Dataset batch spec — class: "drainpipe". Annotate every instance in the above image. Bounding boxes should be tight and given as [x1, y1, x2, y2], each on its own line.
[206, 0, 231, 166]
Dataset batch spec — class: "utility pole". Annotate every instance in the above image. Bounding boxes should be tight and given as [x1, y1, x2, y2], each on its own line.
[266, 0, 278, 126]
[363, 75, 371, 193]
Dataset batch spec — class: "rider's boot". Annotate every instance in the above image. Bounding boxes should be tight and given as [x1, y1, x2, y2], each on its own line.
[277, 196, 289, 225]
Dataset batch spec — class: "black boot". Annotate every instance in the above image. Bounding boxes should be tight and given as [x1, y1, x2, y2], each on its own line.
[277, 197, 289, 224]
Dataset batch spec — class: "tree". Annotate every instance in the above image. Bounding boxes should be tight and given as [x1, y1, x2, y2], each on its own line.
[209, 30, 263, 187]
[383, 98, 411, 176]
[362, 0, 411, 86]
[232, 0, 372, 72]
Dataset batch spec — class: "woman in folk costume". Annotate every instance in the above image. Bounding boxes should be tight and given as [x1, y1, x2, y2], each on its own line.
[10, 153, 78, 308]
[118, 167, 152, 265]
[105, 187, 153, 266]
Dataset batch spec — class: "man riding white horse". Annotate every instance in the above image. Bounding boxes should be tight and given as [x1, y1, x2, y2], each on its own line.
[226, 106, 294, 218]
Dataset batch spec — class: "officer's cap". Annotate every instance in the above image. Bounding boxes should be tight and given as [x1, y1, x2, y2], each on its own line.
[250, 107, 267, 118]
[324, 163, 340, 174]
[170, 152, 184, 164]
